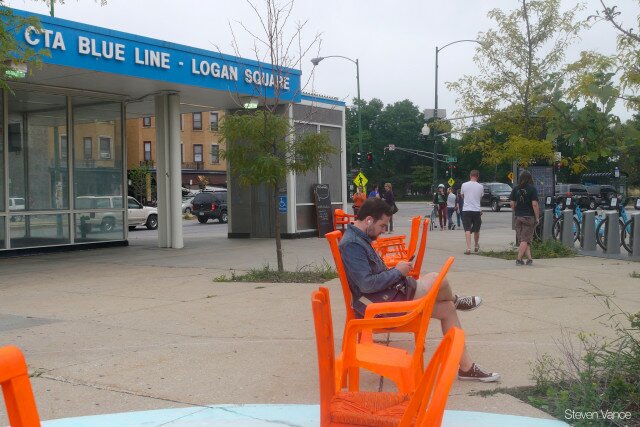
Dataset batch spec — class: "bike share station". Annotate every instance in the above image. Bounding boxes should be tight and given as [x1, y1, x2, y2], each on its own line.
[538, 191, 640, 261]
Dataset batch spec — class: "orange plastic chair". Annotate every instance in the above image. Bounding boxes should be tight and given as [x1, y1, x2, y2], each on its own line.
[406, 218, 430, 280]
[333, 209, 356, 233]
[373, 216, 422, 266]
[312, 288, 464, 427]
[0, 346, 41, 427]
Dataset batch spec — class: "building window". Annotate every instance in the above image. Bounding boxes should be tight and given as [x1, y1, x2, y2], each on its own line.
[83, 137, 92, 159]
[144, 141, 152, 161]
[60, 135, 68, 159]
[209, 112, 219, 131]
[194, 144, 203, 162]
[143, 117, 151, 127]
[193, 112, 202, 130]
[180, 114, 183, 131]
[99, 136, 112, 159]
[181, 143, 184, 162]
[210, 144, 219, 164]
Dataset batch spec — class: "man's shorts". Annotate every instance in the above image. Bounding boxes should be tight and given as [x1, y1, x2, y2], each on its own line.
[462, 211, 482, 233]
[515, 216, 536, 243]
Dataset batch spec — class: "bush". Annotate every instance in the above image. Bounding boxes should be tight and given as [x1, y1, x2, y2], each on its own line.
[479, 239, 577, 260]
[214, 262, 337, 283]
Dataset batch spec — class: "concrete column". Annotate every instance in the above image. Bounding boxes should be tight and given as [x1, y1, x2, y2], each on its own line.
[155, 93, 183, 249]
[631, 213, 640, 259]
[542, 209, 553, 242]
[580, 210, 597, 251]
[604, 212, 620, 255]
[561, 209, 574, 247]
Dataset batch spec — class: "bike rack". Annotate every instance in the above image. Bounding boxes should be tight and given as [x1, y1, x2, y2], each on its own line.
[605, 212, 621, 255]
[561, 209, 574, 247]
[631, 213, 640, 260]
[580, 210, 597, 251]
[542, 209, 553, 241]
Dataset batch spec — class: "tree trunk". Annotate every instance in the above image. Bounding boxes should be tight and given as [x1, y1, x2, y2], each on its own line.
[272, 183, 284, 272]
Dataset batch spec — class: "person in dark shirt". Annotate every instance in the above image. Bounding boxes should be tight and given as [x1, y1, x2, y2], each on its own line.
[509, 170, 540, 265]
[383, 182, 395, 233]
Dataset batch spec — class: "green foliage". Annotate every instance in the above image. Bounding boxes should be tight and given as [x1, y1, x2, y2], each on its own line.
[128, 164, 153, 204]
[479, 239, 577, 260]
[631, 271, 640, 279]
[525, 291, 640, 424]
[0, 4, 49, 90]
[220, 110, 334, 188]
[213, 262, 337, 283]
[410, 165, 433, 194]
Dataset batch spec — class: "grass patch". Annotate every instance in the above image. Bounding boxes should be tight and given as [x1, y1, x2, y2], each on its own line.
[480, 286, 639, 425]
[631, 271, 640, 279]
[479, 239, 576, 260]
[214, 262, 338, 283]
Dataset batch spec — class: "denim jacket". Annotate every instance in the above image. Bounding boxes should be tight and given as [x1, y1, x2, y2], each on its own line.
[339, 224, 404, 316]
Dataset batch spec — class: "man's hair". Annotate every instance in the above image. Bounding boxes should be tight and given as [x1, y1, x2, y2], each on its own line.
[470, 170, 479, 178]
[518, 170, 533, 188]
[356, 198, 393, 221]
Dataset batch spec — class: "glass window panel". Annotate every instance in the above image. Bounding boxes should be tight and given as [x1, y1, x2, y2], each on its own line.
[0, 217, 4, 249]
[0, 90, 3, 212]
[209, 112, 218, 131]
[75, 211, 124, 242]
[72, 98, 123, 203]
[83, 137, 92, 160]
[320, 126, 343, 203]
[193, 112, 202, 130]
[8, 90, 68, 211]
[143, 117, 151, 127]
[294, 123, 318, 203]
[10, 214, 70, 248]
[60, 135, 68, 159]
[210, 144, 219, 164]
[144, 141, 151, 161]
[194, 144, 203, 162]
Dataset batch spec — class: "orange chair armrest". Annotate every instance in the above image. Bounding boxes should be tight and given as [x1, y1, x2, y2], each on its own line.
[363, 298, 422, 318]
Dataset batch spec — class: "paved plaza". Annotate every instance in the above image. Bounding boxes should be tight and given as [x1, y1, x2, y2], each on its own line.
[1, 202, 638, 425]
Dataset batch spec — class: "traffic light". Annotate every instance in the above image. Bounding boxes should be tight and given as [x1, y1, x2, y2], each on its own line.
[356, 152, 362, 166]
[366, 152, 373, 165]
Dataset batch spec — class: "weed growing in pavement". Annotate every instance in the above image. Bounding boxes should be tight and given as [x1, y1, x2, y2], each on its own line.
[478, 239, 576, 260]
[213, 261, 337, 283]
[631, 271, 640, 279]
[475, 285, 639, 425]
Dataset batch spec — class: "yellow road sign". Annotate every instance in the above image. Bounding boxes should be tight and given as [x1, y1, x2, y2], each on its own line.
[507, 171, 514, 182]
[448, 177, 455, 187]
[353, 172, 368, 188]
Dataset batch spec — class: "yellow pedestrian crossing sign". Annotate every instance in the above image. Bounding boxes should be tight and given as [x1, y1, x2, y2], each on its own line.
[353, 172, 368, 188]
[507, 172, 514, 182]
[448, 177, 455, 187]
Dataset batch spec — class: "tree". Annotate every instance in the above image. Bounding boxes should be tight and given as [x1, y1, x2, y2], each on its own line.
[129, 164, 153, 204]
[0, 3, 48, 90]
[221, 0, 334, 272]
[448, 0, 586, 168]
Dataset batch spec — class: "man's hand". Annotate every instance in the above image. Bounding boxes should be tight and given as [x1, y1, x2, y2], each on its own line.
[395, 261, 412, 276]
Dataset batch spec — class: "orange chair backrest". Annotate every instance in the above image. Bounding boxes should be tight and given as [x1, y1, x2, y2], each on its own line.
[399, 327, 465, 427]
[0, 346, 41, 427]
[324, 231, 355, 324]
[410, 256, 455, 373]
[409, 218, 430, 279]
[311, 288, 337, 426]
[406, 216, 422, 258]
[333, 209, 345, 231]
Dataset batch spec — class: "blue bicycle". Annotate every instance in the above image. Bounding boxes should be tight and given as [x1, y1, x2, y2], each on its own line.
[596, 203, 631, 251]
[552, 204, 581, 242]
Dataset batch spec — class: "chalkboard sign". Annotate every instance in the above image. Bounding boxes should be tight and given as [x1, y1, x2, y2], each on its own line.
[518, 165, 555, 201]
[313, 184, 333, 237]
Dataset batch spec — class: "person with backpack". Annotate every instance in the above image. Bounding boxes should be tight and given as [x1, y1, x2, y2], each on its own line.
[509, 170, 540, 266]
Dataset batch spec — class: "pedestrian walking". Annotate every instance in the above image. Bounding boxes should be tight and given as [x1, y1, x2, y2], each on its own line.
[509, 170, 539, 266]
[461, 170, 484, 254]
[383, 182, 396, 233]
[434, 184, 447, 230]
[447, 187, 457, 230]
[456, 189, 463, 229]
[352, 186, 366, 216]
[368, 185, 380, 199]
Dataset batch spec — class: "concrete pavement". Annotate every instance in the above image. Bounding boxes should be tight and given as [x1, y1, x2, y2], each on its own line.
[1, 201, 638, 425]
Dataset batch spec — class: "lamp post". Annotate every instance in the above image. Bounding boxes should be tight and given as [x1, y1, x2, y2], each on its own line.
[432, 39, 482, 184]
[311, 55, 362, 170]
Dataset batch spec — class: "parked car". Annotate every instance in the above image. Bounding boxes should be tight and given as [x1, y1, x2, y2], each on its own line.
[76, 196, 158, 232]
[585, 185, 617, 209]
[182, 196, 195, 214]
[9, 197, 25, 221]
[480, 182, 513, 212]
[191, 191, 227, 223]
[554, 184, 590, 208]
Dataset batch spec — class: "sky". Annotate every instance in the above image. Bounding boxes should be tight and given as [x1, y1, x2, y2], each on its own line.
[6, 0, 640, 120]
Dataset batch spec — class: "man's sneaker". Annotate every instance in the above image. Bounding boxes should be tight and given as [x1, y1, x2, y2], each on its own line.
[526, 259, 533, 265]
[454, 294, 482, 311]
[516, 259, 525, 266]
[458, 363, 501, 382]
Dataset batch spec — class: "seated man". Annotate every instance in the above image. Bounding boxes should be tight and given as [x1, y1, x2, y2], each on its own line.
[339, 198, 500, 382]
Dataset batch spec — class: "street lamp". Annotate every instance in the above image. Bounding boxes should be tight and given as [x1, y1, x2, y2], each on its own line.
[432, 39, 482, 184]
[311, 55, 363, 170]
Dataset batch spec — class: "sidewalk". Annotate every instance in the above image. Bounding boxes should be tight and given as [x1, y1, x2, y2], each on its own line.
[1, 202, 638, 425]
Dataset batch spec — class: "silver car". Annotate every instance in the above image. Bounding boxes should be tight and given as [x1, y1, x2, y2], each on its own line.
[182, 196, 195, 214]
